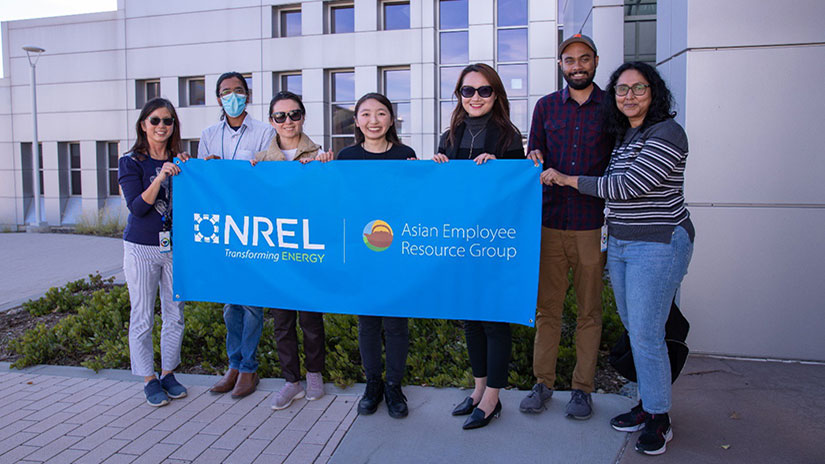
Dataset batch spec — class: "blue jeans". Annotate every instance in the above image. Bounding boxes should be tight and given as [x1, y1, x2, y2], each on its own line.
[606, 226, 693, 414]
[224, 304, 264, 373]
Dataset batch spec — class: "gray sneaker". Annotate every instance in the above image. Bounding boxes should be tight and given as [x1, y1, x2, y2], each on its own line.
[305, 372, 325, 401]
[271, 381, 305, 410]
[565, 389, 593, 420]
[519, 383, 553, 413]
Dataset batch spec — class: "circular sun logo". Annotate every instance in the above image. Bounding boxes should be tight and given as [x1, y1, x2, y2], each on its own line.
[363, 220, 393, 252]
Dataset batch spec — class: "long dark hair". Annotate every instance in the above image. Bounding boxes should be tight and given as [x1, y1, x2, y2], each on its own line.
[128, 98, 181, 160]
[352, 93, 401, 146]
[602, 61, 676, 138]
[268, 91, 306, 118]
[448, 63, 519, 153]
[216, 71, 250, 120]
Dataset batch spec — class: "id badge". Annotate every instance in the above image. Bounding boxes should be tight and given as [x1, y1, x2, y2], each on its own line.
[159, 231, 172, 253]
[600, 224, 608, 253]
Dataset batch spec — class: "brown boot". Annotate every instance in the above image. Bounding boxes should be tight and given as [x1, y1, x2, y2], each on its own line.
[209, 368, 238, 394]
[231, 372, 259, 399]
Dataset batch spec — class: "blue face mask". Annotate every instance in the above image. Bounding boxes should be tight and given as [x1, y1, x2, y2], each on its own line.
[221, 93, 247, 118]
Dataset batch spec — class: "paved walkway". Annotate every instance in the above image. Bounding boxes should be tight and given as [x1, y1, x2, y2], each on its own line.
[0, 234, 124, 312]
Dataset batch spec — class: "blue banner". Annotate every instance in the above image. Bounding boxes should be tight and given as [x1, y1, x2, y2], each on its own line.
[172, 159, 541, 326]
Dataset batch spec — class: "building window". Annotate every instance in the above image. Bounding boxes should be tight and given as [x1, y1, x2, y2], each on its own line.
[624, 0, 656, 64]
[242, 73, 253, 95]
[381, 67, 411, 145]
[496, 0, 528, 135]
[274, 72, 303, 98]
[21, 142, 44, 196]
[438, 0, 469, 132]
[179, 76, 206, 107]
[66, 143, 82, 196]
[381, 1, 410, 30]
[328, 70, 356, 153]
[183, 139, 200, 158]
[273, 5, 302, 37]
[136, 79, 160, 109]
[329, 3, 355, 34]
[106, 142, 119, 196]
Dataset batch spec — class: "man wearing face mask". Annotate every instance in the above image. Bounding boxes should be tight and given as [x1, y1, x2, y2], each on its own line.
[520, 35, 613, 420]
[199, 71, 275, 400]
[198, 71, 275, 161]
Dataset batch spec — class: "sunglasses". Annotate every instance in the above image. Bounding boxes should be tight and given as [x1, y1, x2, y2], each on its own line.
[148, 117, 175, 126]
[460, 85, 494, 98]
[270, 109, 304, 124]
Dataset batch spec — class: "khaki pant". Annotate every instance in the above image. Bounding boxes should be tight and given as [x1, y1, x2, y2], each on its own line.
[533, 227, 605, 393]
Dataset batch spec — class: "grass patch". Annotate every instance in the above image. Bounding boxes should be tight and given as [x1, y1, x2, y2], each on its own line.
[74, 206, 126, 237]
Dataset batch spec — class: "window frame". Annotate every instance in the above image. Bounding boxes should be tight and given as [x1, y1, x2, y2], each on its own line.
[179, 76, 206, 107]
[106, 142, 119, 196]
[437, 0, 470, 135]
[380, 0, 410, 31]
[328, 2, 355, 34]
[68, 142, 82, 196]
[273, 71, 303, 98]
[136, 78, 161, 109]
[380, 66, 412, 145]
[327, 69, 356, 153]
[273, 4, 303, 38]
[495, 0, 529, 136]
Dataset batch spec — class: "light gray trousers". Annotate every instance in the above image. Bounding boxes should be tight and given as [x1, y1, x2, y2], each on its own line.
[124, 241, 185, 377]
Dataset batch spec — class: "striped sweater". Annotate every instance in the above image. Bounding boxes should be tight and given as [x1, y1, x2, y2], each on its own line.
[578, 118, 694, 243]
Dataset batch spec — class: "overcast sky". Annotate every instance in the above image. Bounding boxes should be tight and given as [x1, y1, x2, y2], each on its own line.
[0, 0, 116, 76]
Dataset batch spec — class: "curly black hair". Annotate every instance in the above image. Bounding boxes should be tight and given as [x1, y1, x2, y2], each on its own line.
[601, 61, 677, 138]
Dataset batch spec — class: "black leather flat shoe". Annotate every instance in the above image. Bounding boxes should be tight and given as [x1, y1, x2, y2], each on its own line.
[451, 396, 478, 416]
[462, 400, 502, 430]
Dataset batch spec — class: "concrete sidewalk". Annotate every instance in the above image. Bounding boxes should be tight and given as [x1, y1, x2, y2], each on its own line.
[2, 357, 825, 463]
[0, 233, 124, 312]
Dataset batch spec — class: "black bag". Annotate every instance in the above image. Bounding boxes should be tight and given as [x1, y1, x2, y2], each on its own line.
[608, 296, 690, 384]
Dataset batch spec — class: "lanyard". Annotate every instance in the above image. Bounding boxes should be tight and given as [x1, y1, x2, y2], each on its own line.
[220, 123, 247, 160]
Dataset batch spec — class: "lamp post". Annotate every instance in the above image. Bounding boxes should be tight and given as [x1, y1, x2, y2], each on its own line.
[23, 45, 47, 232]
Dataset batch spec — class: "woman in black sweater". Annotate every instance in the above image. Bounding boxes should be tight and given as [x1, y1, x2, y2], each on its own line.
[435, 63, 524, 429]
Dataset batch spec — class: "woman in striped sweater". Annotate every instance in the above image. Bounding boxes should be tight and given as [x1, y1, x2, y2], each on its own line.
[541, 62, 693, 456]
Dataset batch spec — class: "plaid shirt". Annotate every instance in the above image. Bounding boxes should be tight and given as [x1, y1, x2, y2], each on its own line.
[528, 85, 613, 230]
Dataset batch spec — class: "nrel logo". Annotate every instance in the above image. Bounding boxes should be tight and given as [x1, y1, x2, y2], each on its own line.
[363, 220, 393, 252]
[194, 213, 220, 243]
[193, 213, 325, 250]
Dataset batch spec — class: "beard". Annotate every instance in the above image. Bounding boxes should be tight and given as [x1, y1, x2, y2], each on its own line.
[563, 71, 594, 90]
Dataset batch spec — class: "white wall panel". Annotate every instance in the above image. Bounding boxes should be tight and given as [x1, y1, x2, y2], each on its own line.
[10, 80, 127, 114]
[683, 206, 825, 360]
[7, 18, 123, 59]
[123, 0, 260, 18]
[124, 8, 262, 48]
[683, 46, 825, 205]
[7, 51, 125, 86]
[686, 0, 825, 49]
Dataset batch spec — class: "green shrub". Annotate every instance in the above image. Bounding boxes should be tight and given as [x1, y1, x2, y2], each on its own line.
[10, 272, 623, 390]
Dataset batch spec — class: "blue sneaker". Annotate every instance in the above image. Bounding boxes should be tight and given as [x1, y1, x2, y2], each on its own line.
[144, 379, 170, 407]
[160, 373, 188, 399]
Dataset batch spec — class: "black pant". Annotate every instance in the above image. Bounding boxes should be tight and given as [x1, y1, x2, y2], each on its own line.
[464, 320, 512, 389]
[272, 309, 325, 383]
[358, 316, 409, 384]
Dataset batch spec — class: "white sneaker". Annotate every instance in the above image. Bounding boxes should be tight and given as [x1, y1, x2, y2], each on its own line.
[271, 381, 305, 410]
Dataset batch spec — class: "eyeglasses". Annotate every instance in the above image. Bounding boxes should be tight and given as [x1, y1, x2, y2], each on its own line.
[270, 109, 304, 123]
[219, 88, 247, 98]
[459, 85, 494, 99]
[615, 83, 650, 97]
[148, 117, 175, 126]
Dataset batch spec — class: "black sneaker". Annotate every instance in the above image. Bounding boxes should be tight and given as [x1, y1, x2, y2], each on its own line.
[384, 382, 408, 419]
[635, 413, 673, 456]
[357, 378, 384, 415]
[611, 401, 647, 432]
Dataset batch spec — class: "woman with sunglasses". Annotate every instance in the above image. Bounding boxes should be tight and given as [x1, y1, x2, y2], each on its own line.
[250, 91, 331, 410]
[434, 63, 524, 430]
[202, 72, 275, 399]
[541, 62, 693, 456]
[119, 98, 189, 407]
[337, 93, 416, 419]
